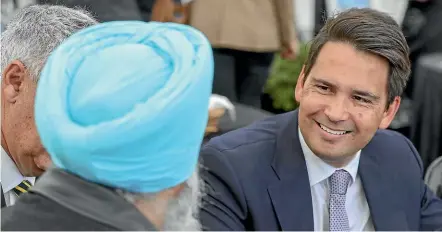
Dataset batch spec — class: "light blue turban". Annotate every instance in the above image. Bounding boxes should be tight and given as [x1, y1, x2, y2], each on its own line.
[34, 21, 213, 193]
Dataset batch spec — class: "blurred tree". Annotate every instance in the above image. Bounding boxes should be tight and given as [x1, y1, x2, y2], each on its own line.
[264, 43, 309, 112]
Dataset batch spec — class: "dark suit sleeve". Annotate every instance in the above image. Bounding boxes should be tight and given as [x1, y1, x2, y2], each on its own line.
[404, 137, 442, 230]
[199, 145, 247, 231]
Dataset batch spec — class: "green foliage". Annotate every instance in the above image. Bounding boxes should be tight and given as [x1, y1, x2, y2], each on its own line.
[264, 44, 309, 111]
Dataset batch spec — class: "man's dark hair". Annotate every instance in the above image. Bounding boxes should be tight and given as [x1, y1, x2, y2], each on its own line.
[303, 8, 411, 107]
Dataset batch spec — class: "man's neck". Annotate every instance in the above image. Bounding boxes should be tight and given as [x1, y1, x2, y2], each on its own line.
[1, 129, 11, 157]
[134, 198, 167, 230]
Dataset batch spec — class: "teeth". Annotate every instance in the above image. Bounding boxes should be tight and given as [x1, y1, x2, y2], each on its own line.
[319, 124, 347, 135]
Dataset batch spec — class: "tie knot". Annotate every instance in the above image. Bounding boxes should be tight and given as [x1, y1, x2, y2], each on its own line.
[330, 170, 351, 195]
[13, 180, 32, 196]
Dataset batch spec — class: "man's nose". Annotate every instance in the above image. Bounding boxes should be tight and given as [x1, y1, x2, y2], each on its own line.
[324, 96, 350, 123]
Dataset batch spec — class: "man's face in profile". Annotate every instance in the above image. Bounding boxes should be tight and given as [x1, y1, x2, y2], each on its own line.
[295, 41, 400, 166]
[1, 60, 51, 176]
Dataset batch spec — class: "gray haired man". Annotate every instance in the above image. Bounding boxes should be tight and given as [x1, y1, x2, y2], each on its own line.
[1, 4, 98, 207]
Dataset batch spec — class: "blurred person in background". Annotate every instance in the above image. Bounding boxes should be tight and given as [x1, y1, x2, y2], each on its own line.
[199, 8, 442, 231]
[312, 0, 409, 36]
[1, 19, 213, 231]
[1, 0, 35, 31]
[187, 0, 298, 109]
[138, 0, 189, 22]
[402, 0, 442, 98]
[1, 5, 97, 208]
[38, 0, 143, 22]
[39, 0, 190, 23]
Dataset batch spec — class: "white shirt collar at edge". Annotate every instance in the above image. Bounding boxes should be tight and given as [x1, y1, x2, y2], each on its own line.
[298, 127, 361, 187]
[1, 147, 35, 193]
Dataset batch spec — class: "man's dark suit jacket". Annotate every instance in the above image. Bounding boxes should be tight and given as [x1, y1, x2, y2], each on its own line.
[199, 110, 442, 231]
[1, 169, 156, 231]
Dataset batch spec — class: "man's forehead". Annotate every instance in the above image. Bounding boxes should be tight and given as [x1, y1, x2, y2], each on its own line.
[311, 43, 389, 91]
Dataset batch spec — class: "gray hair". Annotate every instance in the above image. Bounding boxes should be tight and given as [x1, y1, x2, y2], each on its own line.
[303, 8, 411, 107]
[1, 4, 98, 81]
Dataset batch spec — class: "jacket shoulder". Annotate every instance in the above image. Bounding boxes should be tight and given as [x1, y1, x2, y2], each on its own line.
[200, 112, 295, 182]
[369, 129, 423, 174]
[371, 129, 418, 154]
[204, 111, 294, 152]
[1, 193, 117, 231]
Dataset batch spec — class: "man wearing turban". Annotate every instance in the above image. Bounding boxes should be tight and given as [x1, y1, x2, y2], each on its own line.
[1, 20, 213, 231]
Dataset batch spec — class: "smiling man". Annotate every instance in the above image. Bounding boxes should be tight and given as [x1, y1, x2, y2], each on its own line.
[199, 8, 442, 231]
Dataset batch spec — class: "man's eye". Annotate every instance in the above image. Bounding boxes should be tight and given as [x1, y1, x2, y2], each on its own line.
[316, 85, 329, 91]
[354, 95, 371, 104]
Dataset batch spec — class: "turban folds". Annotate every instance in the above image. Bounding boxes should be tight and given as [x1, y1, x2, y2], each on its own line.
[35, 21, 213, 193]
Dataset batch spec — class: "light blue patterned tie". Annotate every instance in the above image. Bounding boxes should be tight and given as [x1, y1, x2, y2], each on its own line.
[329, 170, 352, 231]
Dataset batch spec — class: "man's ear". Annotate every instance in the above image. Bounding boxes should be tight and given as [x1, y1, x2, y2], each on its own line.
[379, 96, 401, 129]
[295, 65, 306, 103]
[2, 60, 27, 104]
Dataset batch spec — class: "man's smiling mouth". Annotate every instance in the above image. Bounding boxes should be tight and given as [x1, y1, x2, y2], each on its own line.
[316, 122, 351, 135]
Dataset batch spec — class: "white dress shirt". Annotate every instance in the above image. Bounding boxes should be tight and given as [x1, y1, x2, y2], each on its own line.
[1, 147, 35, 206]
[299, 128, 375, 231]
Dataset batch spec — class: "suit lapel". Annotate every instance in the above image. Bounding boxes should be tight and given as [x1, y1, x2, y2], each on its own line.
[268, 111, 314, 231]
[267, 172, 313, 230]
[359, 141, 408, 231]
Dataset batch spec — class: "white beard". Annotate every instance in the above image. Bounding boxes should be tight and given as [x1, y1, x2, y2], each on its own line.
[163, 170, 202, 231]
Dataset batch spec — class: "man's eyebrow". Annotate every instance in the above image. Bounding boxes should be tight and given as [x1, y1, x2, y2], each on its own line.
[352, 89, 380, 101]
[312, 77, 381, 101]
[311, 77, 337, 88]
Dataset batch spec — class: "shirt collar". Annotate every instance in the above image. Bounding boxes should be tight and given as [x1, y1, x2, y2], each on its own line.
[1, 147, 35, 192]
[298, 128, 360, 187]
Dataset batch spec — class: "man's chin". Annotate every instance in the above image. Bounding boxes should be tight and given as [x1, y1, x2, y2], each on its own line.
[34, 155, 52, 171]
[312, 148, 357, 167]
[20, 164, 44, 177]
